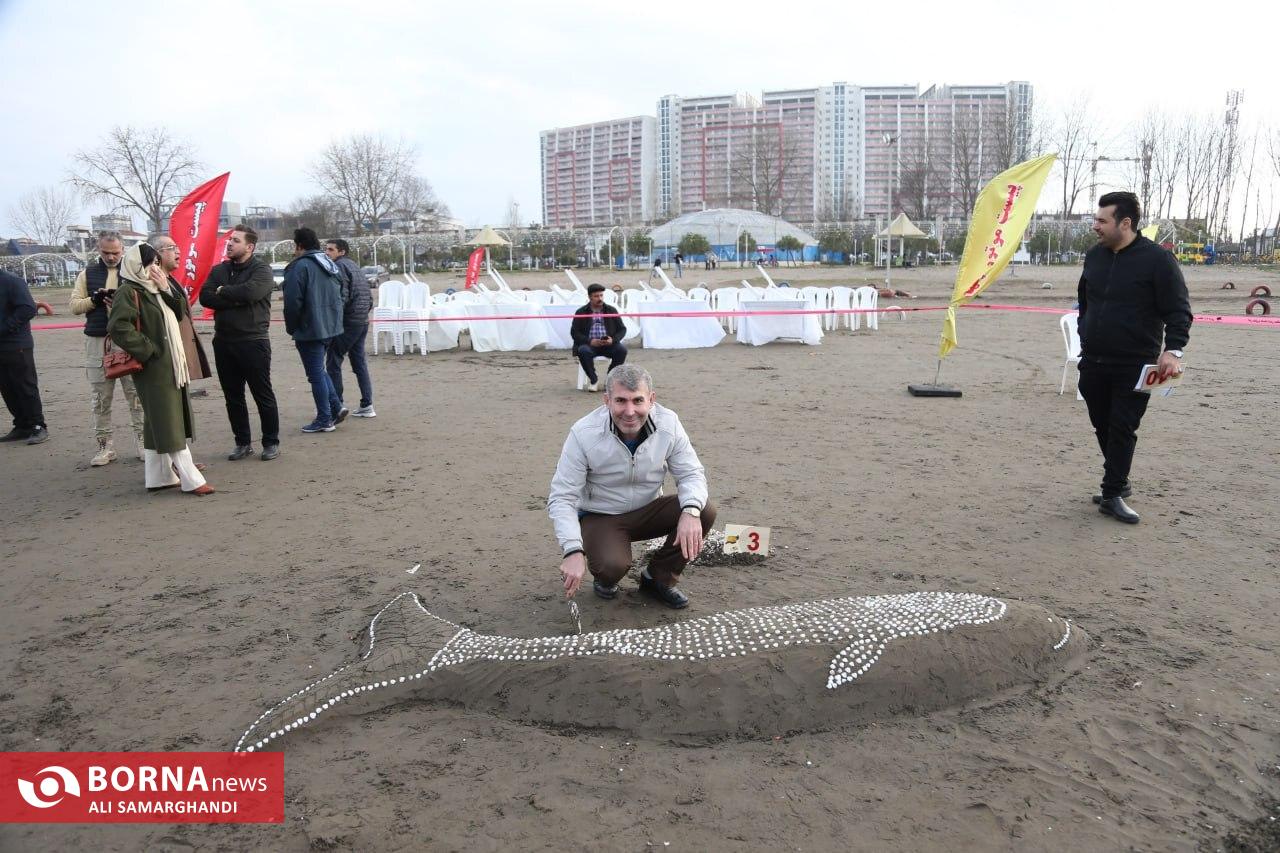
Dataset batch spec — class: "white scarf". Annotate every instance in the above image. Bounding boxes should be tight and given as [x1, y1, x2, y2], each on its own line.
[120, 247, 190, 389]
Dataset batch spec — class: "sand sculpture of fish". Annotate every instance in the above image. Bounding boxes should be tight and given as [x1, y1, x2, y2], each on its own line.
[236, 591, 1084, 752]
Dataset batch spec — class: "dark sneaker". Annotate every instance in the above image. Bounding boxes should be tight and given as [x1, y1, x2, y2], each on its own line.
[1, 427, 31, 442]
[333, 407, 350, 424]
[227, 444, 254, 461]
[638, 573, 688, 609]
[301, 420, 336, 433]
[260, 444, 280, 461]
[593, 580, 619, 600]
[25, 426, 49, 445]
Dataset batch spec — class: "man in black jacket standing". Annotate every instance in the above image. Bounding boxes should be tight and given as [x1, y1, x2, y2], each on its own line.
[570, 284, 627, 392]
[323, 239, 375, 418]
[199, 225, 281, 461]
[0, 270, 48, 445]
[1077, 192, 1192, 524]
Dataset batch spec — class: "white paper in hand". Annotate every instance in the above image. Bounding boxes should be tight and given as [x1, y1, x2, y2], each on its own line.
[1134, 364, 1184, 398]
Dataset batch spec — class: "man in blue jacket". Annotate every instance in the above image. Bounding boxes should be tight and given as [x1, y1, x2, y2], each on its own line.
[0, 270, 48, 444]
[283, 228, 346, 433]
[1077, 192, 1192, 525]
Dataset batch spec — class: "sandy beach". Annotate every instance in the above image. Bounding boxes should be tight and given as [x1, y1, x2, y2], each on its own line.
[1, 262, 1277, 851]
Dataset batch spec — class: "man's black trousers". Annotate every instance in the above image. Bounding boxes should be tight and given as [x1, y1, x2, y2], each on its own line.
[1078, 359, 1151, 499]
[212, 338, 280, 447]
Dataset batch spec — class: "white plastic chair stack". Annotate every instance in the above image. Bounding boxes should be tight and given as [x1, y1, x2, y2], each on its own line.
[563, 269, 590, 298]
[1060, 313, 1083, 398]
[550, 284, 580, 306]
[619, 289, 648, 341]
[828, 286, 853, 331]
[687, 286, 711, 303]
[400, 281, 432, 354]
[371, 307, 402, 355]
[851, 287, 879, 331]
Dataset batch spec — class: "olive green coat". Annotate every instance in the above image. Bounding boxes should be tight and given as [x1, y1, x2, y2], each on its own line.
[107, 281, 196, 453]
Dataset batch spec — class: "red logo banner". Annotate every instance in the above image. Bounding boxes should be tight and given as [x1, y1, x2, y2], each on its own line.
[465, 247, 485, 289]
[168, 172, 231, 306]
[0, 752, 283, 823]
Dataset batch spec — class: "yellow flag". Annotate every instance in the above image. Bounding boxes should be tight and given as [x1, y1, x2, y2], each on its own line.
[1140, 223, 1159, 241]
[939, 153, 1057, 358]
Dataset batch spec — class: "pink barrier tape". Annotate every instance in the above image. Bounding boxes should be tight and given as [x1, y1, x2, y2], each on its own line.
[29, 304, 1280, 329]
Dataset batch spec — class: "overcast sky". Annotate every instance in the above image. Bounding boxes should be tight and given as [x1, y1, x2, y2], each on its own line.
[2, 0, 1276, 236]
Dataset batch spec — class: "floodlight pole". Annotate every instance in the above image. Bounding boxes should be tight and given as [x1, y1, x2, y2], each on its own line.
[883, 132, 897, 292]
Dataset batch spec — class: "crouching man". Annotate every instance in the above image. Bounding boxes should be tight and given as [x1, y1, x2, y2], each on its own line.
[549, 364, 716, 610]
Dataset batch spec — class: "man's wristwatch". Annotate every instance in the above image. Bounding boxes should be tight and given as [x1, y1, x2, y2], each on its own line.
[1166, 349, 1183, 359]
[682, 506, 701, 518]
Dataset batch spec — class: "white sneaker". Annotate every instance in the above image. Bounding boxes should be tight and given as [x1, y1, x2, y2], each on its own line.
[91, 440, 117, 467]
[352, 405, 377, 418]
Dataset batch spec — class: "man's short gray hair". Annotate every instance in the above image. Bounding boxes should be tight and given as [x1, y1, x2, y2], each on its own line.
[604, 364, 652, 395]
[97, 231, 123, 244]
[146, 233, 176, 249]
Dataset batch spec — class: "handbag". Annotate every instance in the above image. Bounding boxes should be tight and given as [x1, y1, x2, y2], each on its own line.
[102, 288, 145, 380]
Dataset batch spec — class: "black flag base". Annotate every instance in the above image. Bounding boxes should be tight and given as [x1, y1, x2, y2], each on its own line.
[908, 383, 963, 398]
[909, 359, 963, 397]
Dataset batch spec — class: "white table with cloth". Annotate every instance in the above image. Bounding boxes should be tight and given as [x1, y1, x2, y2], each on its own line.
[423, 301, 469, 351]
[735, 299, 824, 346]
[463, 302, 550, 352]
[636, 300, 726, 349]
[540, 303, 578, 350]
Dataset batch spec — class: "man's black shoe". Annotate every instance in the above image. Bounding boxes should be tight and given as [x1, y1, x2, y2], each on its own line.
[228, 444, 254, 461]
[334, 407, 350, 425]
[0, 427, 31, 442]
[592, 580, 619, 600]
[638, 573, 688, 609]
[1098, 496, 1140, 524]
[260, 444, 280, 461]
[25, 426, 49, 445]
[1092, 485, 1132, 504]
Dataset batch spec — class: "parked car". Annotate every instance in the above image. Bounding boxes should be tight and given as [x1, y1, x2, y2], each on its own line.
[361, 265, 390, 285]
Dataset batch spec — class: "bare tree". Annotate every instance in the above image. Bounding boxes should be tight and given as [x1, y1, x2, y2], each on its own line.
[1236, 129, 1260, 244]
[8, 186, 78, 246]
[896, 133, 944, 221]
[286, 194, 344, 238]
[1048, 97, 1094, 218]
[1178, 113, 1218, 224]
[394, 175, 450, 230]
[310, 134, 418, 235]
[949, 107, 988, 216]
[727, 124, 806, 219]
[68, 125, 202, 230]
[993, 99, 1044, 171]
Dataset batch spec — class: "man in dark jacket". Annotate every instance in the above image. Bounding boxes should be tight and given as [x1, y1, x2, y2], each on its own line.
[283, 228, 346, 433]
[1077, 191, 1192, 525]
[0, 270, 48, 444]
[200, 224, 281, 461]
[570, 283, 627, 392]
[323, 239, 375, 417]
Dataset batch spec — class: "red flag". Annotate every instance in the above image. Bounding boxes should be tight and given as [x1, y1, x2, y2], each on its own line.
[465, 247, 484, 289]
[168, 172, 230, 306]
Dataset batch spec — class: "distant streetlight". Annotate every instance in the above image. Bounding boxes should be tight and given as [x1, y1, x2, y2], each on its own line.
[883, 132, 899, 291]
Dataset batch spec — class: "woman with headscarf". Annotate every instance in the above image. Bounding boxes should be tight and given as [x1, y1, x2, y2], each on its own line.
[107, 244, 214, 495]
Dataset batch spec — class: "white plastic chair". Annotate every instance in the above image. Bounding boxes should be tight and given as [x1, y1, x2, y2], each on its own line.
[852, 287, 879, 331]
[687, 286, 711, 303]
[525, 289, 554, 305]
[1060, 312, 1083, 396]
[828, 286, 854, 331]
[431, 292, 449, 305]
[711, 287, 740, 332]
[376, 280, 406, 309]
[576, 356, 612, 390]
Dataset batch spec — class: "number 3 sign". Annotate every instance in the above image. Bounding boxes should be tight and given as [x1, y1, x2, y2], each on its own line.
[723, 524, 771, 556]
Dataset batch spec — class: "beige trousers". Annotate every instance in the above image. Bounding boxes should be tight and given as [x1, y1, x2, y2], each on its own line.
[85, 336, 145, 442]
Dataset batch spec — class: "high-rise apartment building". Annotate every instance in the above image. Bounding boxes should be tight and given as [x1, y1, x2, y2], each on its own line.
[540, 116, 656, 228]
[543, 81, 1031, 227]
